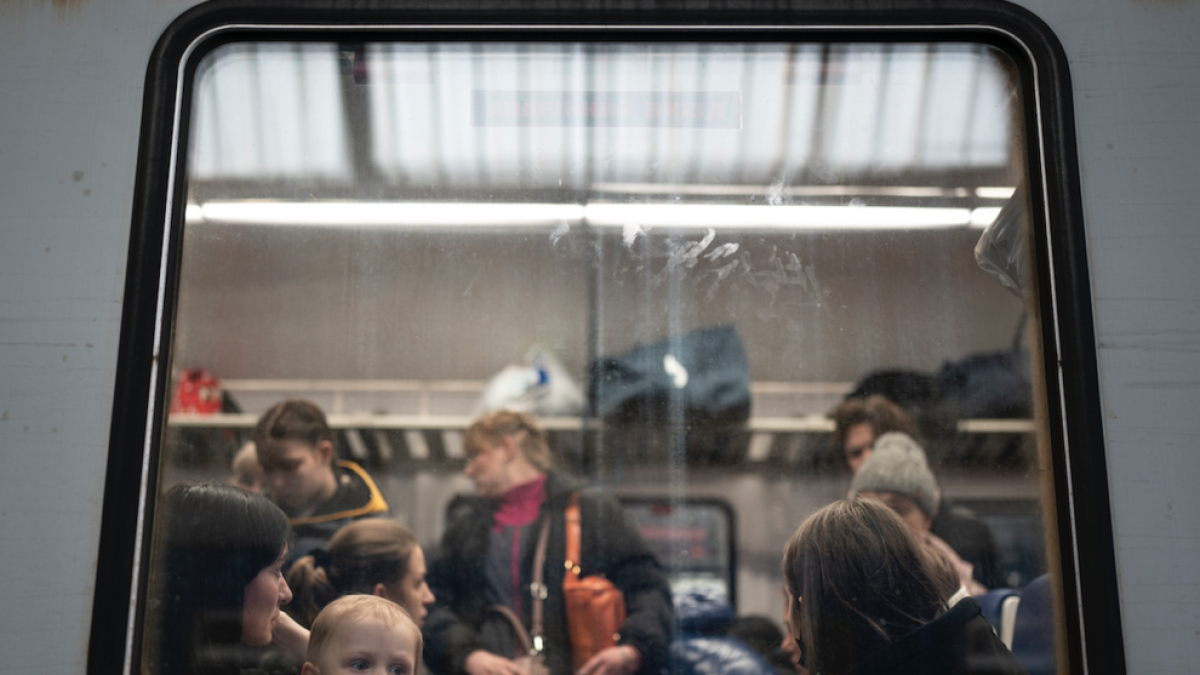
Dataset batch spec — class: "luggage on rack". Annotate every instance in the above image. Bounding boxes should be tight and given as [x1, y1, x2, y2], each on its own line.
[845, 349, 1033, 466]
[589, 325, 751, 463]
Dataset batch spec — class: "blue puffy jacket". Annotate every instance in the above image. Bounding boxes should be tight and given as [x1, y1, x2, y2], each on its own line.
[669, 587, 776, 675]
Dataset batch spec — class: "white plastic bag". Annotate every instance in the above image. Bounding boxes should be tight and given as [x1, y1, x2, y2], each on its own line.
[476, 347, 584, 417]
[974, 185, 1029, 299]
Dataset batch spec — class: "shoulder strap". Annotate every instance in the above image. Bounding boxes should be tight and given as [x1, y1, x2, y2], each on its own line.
[487, 604, 534, 654]
[486, 515, 551, 658]
[565, 492, 581, 578]
[530, 513, 551, 653]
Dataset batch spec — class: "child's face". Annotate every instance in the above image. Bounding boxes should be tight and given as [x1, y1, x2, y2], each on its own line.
[303, 617, 418, 675]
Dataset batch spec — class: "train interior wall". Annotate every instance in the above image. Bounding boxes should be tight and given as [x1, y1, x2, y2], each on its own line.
[170, 224, 1024, 385]
[162, 218, 1036, 619]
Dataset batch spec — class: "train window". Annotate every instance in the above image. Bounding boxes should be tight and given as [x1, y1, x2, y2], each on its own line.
[163, 34, 1040, 668]
[92, 15, 1114, 675]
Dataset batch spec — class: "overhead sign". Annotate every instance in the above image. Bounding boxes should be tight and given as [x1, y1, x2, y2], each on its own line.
[472, 91, 741, 128]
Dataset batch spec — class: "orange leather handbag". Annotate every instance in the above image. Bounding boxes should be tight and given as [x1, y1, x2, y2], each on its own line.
[563, 493, 627, 671]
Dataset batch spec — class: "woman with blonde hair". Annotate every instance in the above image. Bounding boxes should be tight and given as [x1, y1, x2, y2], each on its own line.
[781, 499, 1027, 675]
[424, 410, 673, 675]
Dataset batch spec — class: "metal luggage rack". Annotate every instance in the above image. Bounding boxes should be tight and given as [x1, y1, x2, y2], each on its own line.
[166, 379, 1036, 467]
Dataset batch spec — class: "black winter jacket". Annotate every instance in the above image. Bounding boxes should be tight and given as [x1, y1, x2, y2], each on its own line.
[423, 471, 674, 675]
[931, 504, 1006, 590]
[279, 460, 389, 565]
[849, 598, 1029, 675]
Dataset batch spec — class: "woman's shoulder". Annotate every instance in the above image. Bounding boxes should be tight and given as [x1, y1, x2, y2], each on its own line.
[187, 662, 300, 675]
[852, 599, 1029, 675]
[439, 492, 495, 547]
[238, 667, 300, 675]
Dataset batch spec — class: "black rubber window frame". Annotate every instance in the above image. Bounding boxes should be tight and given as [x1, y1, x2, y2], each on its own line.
[90, 3, 1119, 674]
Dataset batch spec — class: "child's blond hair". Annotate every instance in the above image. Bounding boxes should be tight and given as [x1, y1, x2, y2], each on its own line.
[306, 594, 423, 668]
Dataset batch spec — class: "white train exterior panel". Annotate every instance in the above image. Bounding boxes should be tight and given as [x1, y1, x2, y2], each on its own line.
[1, 1, 1198, 673]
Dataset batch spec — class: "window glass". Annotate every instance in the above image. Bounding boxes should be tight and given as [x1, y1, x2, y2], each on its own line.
[149, 37, 1047, 674]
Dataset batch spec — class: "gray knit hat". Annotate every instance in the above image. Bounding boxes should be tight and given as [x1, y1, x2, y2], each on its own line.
[848, 432, 939, 516]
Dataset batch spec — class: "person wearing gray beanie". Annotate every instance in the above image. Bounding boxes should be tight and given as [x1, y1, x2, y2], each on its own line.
[848, 432, 939, 519]
[848, 432, 987, 595]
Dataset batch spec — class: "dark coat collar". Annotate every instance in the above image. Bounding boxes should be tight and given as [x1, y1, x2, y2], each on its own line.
[851, 598, 985, 675]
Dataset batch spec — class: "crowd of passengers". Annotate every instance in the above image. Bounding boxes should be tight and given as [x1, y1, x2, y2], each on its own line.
[153, 399, 1028, 675]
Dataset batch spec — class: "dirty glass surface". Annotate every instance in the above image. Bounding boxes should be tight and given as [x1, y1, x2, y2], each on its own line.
[147, 38, 1050, 674]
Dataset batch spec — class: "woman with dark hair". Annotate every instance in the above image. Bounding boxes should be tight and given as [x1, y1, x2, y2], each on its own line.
[286, 519, 435, 629]
[781, 499, 1027, 675]
[155, 482, 297, 675]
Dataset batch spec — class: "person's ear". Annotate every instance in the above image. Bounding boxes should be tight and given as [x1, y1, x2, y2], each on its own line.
[316, 440, 334, 466]
[500, 436, 519, 462]
[372, 582, 393, 601]
[792, 596, 806, 628]
[301, 662, 320, 675]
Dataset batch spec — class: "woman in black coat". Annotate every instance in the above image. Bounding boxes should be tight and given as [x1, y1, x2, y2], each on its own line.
[423, 411, 672, 675]
[781, 499, 1029, 675]
[153, 482, 298, 675]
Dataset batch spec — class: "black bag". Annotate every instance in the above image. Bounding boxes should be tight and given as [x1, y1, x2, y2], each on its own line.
[847, 370, 942, 413]
[935, 350, 1031, 420]
[848, 350, 1031, 423]
[589, 325, 751, 463]
[843, 349, 1033, 466]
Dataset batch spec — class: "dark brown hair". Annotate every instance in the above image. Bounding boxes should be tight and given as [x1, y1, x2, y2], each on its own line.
[156, 483, 290, 675]
[781, 499, 957, 675]
[252, 399, 334, 449]
[830, 396, 923, 469]
[287, 519, 419, 628]
[464, 410, 551, 472]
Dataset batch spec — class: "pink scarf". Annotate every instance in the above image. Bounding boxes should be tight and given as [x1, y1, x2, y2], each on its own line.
[492, 474, 547, 532]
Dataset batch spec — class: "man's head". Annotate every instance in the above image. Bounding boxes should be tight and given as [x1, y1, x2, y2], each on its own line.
[302, 594, 422, 675]
[462, 410, 549, 498]
[253, 400, 338, 514]
[847, 432, 939, 533]
[830, 396, 923, 474]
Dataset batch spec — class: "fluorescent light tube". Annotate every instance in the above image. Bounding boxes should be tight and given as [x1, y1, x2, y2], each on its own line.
[975, 187, 1017, 199]
[970, 207, 1003, 228]
[196, 201, 584, 227]
[189, 200, 976, 231]
[584, 203, 970, 230]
